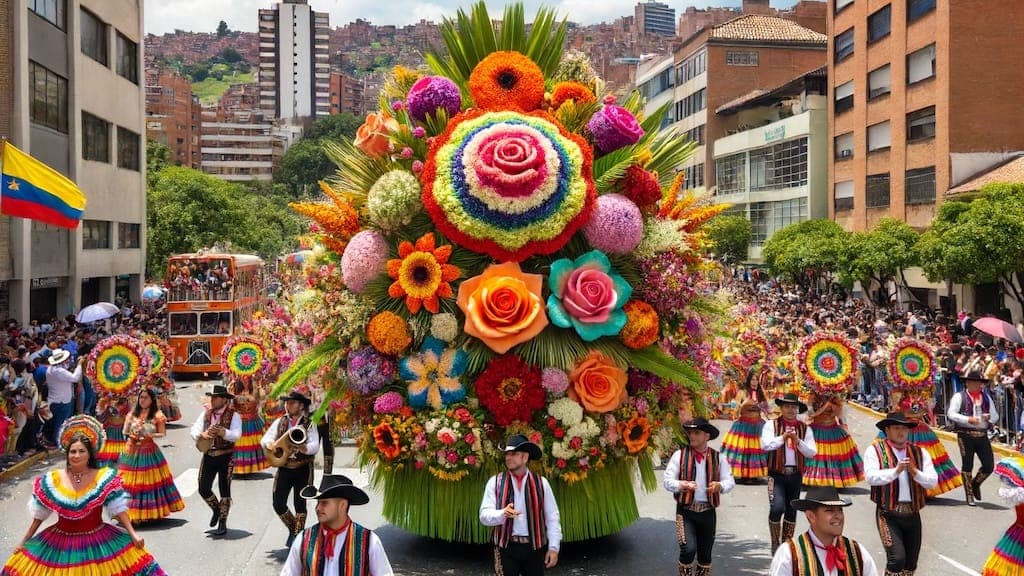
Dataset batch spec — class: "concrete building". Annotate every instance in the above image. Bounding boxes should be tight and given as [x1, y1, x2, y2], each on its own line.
[200, 108, 285, 182]
[0, 0, 146, 322]
[635, 1, 676, 37]
[329, 71, 365, 115]
[258, 0, 330, 123]
[145, 71, 200, 169]
[713, 66, 829, 262]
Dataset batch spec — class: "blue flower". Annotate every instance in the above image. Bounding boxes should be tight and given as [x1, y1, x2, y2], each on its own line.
[399, 337, 468, 410]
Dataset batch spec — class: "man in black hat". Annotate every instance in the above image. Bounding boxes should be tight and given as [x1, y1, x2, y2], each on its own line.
[190, 384, 242, 536]
[479, 434, 562, 576]
[664, 418, 735, 576]
[281, 474, 393, 576]
[946, 366, 997, 505]
[761, 393, 818, 553]
[769, 486, 879, 576]
[261, 390, 321, 547]
[865, 412, 937, 576]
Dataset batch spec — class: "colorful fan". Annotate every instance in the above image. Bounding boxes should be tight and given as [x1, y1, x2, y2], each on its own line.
[142, 335, 173, 379]
[221, 336, 270, 379]
[58, 414, 106, 453]
[887, 338, 936, 391]
[795, 333, 859, 395]
[86, 335, 148, 399]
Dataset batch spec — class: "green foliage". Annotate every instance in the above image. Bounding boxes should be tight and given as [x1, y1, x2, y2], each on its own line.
[146, 139, 170, 187]
[839, 217, 919, 297]
[705, 214, 752, 263]
[762, 219, 849, 286]
[275, 113, 364, 197]
[216, 20, 230, 37]
[190, 71, 254, 105]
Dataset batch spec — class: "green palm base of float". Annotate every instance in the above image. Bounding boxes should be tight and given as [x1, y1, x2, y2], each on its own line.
[370, 456, 657, 544]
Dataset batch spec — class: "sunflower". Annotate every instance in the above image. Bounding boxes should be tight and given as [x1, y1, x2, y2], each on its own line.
[387, 233, 461, 314]
[373, 419, 402, 460]
[468, 51, 545, 112]
[619, 413, 651, 454]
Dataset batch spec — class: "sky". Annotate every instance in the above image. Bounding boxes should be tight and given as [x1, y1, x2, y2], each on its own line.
[144, 0, 801, 36]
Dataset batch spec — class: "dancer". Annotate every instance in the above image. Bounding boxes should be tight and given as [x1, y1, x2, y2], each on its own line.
[190, 384, 242, 536]
[94, 395, 130, 468]
[947, 366, 997, 505]
[982, 457, 1024, 575]
[720, 399, 767, 483]
[883, 392, 962, 498]
[2, 415, 166, 575]
[119, 387, 185, 523]
[231, 377, 269, 475]
[804, 394, 864, 488]
[761, 393, 817, 553]
[262, 390, 320, 547]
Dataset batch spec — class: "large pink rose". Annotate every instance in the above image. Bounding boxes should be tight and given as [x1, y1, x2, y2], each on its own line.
[562, 267, 617, 324]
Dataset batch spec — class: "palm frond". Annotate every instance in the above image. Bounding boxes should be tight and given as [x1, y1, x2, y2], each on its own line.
[553, 99, 601, 134]
[323, 139, 391, 205]
[629, 345, 704, 389]
[645, 131, 698, 190]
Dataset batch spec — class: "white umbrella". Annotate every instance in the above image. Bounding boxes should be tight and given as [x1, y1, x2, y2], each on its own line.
[76, 302, 120, 323]
[142, 285, 165, 300]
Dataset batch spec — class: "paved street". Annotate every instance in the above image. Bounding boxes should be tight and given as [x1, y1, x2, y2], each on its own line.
[0, 381, 1006, 575]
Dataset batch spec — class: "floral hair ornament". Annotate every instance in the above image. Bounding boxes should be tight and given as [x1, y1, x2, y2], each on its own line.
[221, 336, 270, 380]
[796, 333, 859, 395]
[887, 338, 936, 391]
[86, 335, 149, 400]
[59, 414, 106, 453]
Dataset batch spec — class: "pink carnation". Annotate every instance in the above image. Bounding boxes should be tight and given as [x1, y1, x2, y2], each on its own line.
[373, 391, 405, 414]
[541, 367, 569, 397]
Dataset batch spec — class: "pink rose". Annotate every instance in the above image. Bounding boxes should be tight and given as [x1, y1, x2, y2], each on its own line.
[414, 459, 425, 469]
[465, 455, 478, 466]
[470, 128, 549, 197]
[446, 451, 459, 464]
[562, 267, 617, 324]
[438, 431, 456, 445]
[464, 433, 476, 445]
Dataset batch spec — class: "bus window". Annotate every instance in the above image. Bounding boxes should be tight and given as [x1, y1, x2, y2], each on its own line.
[217, 312, 231, 334]
[199, 312, 232, 335]
[170, 313, 197, 336]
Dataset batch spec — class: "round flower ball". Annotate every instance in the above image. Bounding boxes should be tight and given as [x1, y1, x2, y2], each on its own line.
[468, 51, 545, 112]
[347, 346, 397, 394]
[430, 312, 459, 342]
[588, 105, 644, 153]
[367, 311, 412, 356]
[367, 170, 422, 232]
[620, 300, 660, 350]
[542, 367, 570, 398]
[406, 76, 462, 123]
[341, 230, 389, 293]
[582, 194, 643, 254]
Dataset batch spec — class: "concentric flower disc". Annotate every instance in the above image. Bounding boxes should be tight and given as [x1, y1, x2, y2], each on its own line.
[796, 334, 858, 395]
[888, 338, 935, 390]
[224, 339, 265, 377]
[86, 336, 148, 398]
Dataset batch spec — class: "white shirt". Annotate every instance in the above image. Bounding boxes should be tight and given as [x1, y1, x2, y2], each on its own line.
[864, 441, 938, 499]
[479, 471, 562, 552]
[280, 523, 393, 576]
[261, 415, 321, 459]
[769, 529, 879, 576]
[947, 390, 998, 430]
[189, 408, 242, 443]
[45, 363, 82, 404]
[761, 419, 818, 464]
[663, 449, 736, 503]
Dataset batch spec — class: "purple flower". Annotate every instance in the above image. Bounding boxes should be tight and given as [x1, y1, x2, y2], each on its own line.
[587, 105, 644, 153]
[542, 367, 570, 397]
[391, 100, 405, 111]
[413, 126, 426, 138]
[627, 368, 659, 395]
[582, 194, 643, 254]
[406, 76, 462, 123]
[347, 347, 397, 394]
[374, 391, 405, 414]
[633, 397, 649, 416]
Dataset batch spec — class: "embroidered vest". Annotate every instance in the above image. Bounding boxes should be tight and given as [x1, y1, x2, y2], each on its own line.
[869, 440, 927, 513]
[276, 415, 313, 466]
[788, 532, 864, 576]
[492, 471, 547, 550]
[767, 419, 807, 473]
[676, 446, 721, 508]
[300, 522, 372, 576]
[205, 406, 236, 451]
[958, 390, 991, 421]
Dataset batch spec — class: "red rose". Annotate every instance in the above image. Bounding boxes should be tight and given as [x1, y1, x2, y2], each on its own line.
[547, 417, 557, 429]
[589, 447, 600, 457]
[554, 428, 565, 439]
[464, 433, 477, 445]
[569, 437, 583, 450]
[556, 458, 567, 469]
[446, 451, 459, 464]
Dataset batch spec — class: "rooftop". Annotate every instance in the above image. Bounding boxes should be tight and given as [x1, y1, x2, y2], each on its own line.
[708, 14, 827, 44]
[948, 155, 1024, 195]
[716, 65, 827, 114]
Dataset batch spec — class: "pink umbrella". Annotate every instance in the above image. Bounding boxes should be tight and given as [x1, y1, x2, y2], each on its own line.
[973, 316, 1022, 343]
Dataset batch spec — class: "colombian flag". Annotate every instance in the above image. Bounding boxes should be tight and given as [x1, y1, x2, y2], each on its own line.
[1, 140, 86, 228]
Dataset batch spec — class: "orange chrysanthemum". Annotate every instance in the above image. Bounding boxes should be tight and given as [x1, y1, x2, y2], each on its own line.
[550, 81, 596, 110]
[468, 51, 545, 112]
[367, 311, 411, 356]
[656, 173, 728, 231]
[386, 233, 461, 314]
[620, 300, 660, 350]
[290, 181, 361, 254]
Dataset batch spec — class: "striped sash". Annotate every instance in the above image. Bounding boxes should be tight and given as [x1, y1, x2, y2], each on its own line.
[677, 447, 721, 507]
[300, 522, 372, 576]
[788, 532, 864, 576]
[492, 471, 546, 550]
[869, 440, 926, 512]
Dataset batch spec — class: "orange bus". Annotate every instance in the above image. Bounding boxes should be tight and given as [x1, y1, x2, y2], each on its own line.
[166, 253, 264, 374]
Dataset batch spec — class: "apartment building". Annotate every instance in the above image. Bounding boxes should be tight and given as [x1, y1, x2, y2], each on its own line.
[635, 1, 676, 37]
[329, 71, 365, 115]
[257, 0, 330, 122]
[200, 108, 285, 182]
[145, 71, 200, 169]
[1, 0, 146, 322]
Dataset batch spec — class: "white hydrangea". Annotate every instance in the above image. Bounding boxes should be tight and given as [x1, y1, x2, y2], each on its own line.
[548, 397, 584, 427]
[430, 313, 459, 342]
[566, 417, 600, 441]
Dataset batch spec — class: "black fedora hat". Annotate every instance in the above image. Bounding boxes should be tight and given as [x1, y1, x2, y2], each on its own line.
[791, 486, 853, 511]
[962, 365, 988, 382]
[774, 393, 808, 413]
[299, 474, 370, 505]
[502, 434, 542, 461]
[682, 417, 720, 441]
[205, 384, 234, 399]
[279, 390, 312, 407]
[875, 411, 917, 431]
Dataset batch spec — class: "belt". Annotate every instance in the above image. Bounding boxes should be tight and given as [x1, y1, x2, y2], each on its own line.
[774, 466, 801, 476]
[957, 429, 988, 437]
[883, 503, 918, 515]
[684, 502, 713, 513]
[510, 535, 542, 545]
[283, 459, 313, 469]
[206, 448, 234, 457]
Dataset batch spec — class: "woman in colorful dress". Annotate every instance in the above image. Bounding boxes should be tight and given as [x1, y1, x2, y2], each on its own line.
[983, 457, 1024, 575]
[117, 387, 184, 523]
[802, 394, 864, 488]
[94, 396, 129, 468]
[2, 414, 166, 575]
[231, 377, 269, 475]
[720, 367, 770, 483]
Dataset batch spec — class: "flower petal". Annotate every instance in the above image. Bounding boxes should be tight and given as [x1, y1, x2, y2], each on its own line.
[388, 281, 407, 298]
[415, 233, 436, 252]
[406, 295, 422, 314]
[548, 258, 575, 297]
[611, 273, 634, 306]
[546, 295, 574, 329]
[424, 295, 440, 314]
[387, 259, 403, 279]
[574, 250, 613, 273]
[398, 240, 415, 258]
[432, 244, 452, 263]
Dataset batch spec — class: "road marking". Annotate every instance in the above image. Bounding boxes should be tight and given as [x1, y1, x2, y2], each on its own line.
[937, 554, 981, 576]
[174, 467, 199, 499]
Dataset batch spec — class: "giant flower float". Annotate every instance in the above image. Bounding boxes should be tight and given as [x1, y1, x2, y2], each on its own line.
[268, 1, 726, 544]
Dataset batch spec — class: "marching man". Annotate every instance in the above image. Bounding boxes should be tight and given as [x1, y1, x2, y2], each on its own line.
[262, 390, 320, 548]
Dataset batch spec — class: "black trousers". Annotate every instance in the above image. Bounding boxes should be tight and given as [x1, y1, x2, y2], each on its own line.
[198, 452, 234, 499]
[957, 432, 994, 476]
[317, 419, 333, 460]
[676, 506, 716, 564]
[876, 509, 922, 571]
[493, 542, 547, 576]
[273, 463, 313, 515]
[768, 471, 802, 522]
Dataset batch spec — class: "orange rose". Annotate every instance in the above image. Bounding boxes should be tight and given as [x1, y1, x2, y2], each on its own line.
[568, 351, 628, 413]
[354, 112, 398, 158]
[456, 262, 548, 354]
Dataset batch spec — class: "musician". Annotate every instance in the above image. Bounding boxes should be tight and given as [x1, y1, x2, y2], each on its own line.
[262, 390, 320, 548]
[189, 384, 242, 536]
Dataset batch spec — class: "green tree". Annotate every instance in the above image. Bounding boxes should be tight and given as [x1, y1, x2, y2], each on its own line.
[842, 218, 920, 305]
[220, 47, 242, 64]
[146, 139, 170, 187]
[216, 20, 230, 38]
[705, 214, 752, 264]
[274, 113, 363, 197]
[762, 219, 849, 292]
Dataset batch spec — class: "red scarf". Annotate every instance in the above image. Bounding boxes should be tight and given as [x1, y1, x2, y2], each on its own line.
[814, 539, 847, 572]
[694, 450, 707, 464]
[320, 517, 352, 557]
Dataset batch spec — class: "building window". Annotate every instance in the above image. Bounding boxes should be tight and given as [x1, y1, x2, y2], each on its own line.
[866, 173, 891, 208]
[867, 5, 891, 43]
[908, 0, 936, 22]
[117, 127, 140, 171]
[80, 9, 107, 65]
[835, 180, 854, 211]
[868, 64, 891, 99]
[29, 0, 65, 30]
[835, 132, 854, 159]
[116, 32, 138, 84]
[835, 80, 854, 114]
[29, 62, 68, 133]
[684, 125, 705, 146]
[675, 88, 706, 120]
[716, 153, 746, 196]
[82, 220, 110, 249]
[683, 163, 704, 189]
[82, 112, 110, 162]
[675, 50, 705, 84]
[726, 51, 759, 66]
[907, 106, 936, 141]
[768, 197, 809, 243]
[117, 223, 140, 248]
[750, 202, 769, 246]
[749, 138, 809, 191]
[835, 0, 853, 13]
[867, 121, 891, 151]
[834, 28, 854, 63]
[907, 44, 936, 84]
[905, 166, 936, 205]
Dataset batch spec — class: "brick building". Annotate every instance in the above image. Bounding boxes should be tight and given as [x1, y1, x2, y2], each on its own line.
[145, 71, 200, 169]
[678, 1, 827, 40]
[328, 72, 365, 115]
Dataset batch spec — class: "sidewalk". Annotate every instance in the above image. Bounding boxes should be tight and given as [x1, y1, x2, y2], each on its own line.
[0, 448, 60, 483]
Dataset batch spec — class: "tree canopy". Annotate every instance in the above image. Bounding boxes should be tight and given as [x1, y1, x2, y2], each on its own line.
[839, 217, 919, 302]
[705, 214, 752, 264]
[762, 219, 848, 289]
[274, 113, 363, 197]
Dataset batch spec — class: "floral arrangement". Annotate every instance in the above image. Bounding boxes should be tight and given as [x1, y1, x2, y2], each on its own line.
[142, 335, 173, 381]
[86, 335, 150, 399]
[887, 338, 936, 391]
[220, 335, 273, 380]
[795, 333, 859, 396]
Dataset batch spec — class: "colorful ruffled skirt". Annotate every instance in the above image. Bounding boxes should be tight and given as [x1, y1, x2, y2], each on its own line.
[983, 521, 1024, 575]
[804, 422, 864, 488]
[234, 411, 269, 475]
[118, 439, 184, 523]
[96, 425, 126, 469]
[878, 424, 962, 497]
[1, 523, 166, 575]
[720, 417, 767, 479]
